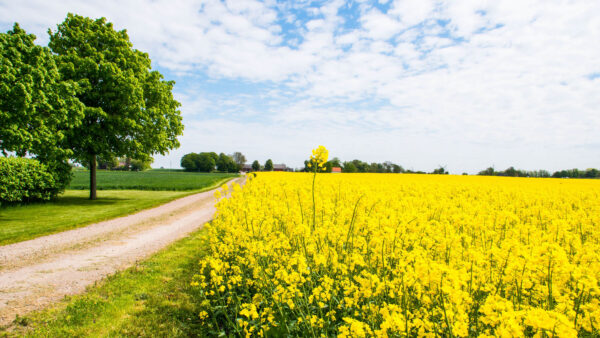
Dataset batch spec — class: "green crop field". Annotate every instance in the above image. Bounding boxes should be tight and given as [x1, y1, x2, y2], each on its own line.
[69, 170, 238, 191]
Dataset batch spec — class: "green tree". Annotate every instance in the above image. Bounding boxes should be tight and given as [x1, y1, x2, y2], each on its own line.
[391, 164, 404, 173]
[431, 166, 448, 175]
[329, 157, 342, 168]
[342, 162, 357, 173]
[585, 168, 599, 178]
[97, 156, 119, 170]
[251, 160, 261, 171]
[0, 23, 84, 191]
[478, 167, 495, 176]
[181, 153, 198, 171]
[130, 158, 152, 171]
[196, 153, 215, 172]
[216, 153, 236, 172]
[48, 14, 183, 199]
[264, 159, 273, 171]
[207, 152, 219, 164]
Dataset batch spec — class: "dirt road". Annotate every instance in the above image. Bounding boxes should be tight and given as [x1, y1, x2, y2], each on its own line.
[0, 177, 244, 325]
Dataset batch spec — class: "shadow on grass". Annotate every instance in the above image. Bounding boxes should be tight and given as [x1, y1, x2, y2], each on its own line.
[52, 196, 125, 207]
[0, 196, 125, 210]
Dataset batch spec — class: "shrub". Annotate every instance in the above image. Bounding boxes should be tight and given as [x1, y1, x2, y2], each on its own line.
[0, 157, 58, 204]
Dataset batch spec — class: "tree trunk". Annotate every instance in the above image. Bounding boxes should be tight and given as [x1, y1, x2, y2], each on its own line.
[90, 155, 97, 200]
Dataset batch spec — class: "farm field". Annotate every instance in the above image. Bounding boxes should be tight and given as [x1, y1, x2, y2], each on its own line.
[4, 173, 600, 336]
[196, 173, 600, 336]
[68, 169, 238, 191]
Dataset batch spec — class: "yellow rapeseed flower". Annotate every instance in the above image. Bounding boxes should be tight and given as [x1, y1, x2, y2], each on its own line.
[193, 172, 600, 336]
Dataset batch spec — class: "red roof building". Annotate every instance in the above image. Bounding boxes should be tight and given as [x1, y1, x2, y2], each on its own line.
[332, 167, 342, 173]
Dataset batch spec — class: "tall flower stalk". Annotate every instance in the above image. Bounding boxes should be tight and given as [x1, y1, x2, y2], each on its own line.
[308, 145, 328, 231]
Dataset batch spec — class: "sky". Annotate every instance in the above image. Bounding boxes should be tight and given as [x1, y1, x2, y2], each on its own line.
[1, 0, 599, 173]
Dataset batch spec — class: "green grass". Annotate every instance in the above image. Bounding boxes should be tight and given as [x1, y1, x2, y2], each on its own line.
[0, 190, 194, 246]
[0, 171, 236, 245]
[69, 170, 238, 191]
[2, 227, 211, 337]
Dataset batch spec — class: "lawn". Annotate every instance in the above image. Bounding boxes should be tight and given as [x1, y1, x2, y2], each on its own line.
[3, 226, 211, 337]
[0, 171, 237, 245]
[0, 190, 192, 246]
[69, 169, 238, 191]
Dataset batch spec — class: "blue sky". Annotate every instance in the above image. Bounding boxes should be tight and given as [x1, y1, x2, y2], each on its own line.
[1, 0, 599, 173]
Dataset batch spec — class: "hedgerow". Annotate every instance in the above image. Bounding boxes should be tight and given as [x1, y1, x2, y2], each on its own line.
[0, 157, 59, 205]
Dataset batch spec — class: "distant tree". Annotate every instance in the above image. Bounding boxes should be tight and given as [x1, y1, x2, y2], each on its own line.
[232, 152, 247, 168]
[392, 164, 405, 173]
[216, 153, 239, 172]
[501, 166, 518, 177]
[351, 160, 369, 173]
[207, 152, 219, 163]
[196, 153, 216, 172]
[97, 156, 119, 170]
[343, 162, 357, 173]
[478, 167, 495, 176]
[264, 159, 273, 171]
[329, 157, 342, 168]
[49, 14, 183, 199]
[130, 158, 152, 171]
[216, 153, 229, 172]
[302, 160, 310, 172]
[0, 23, 84, 191]
[181, 153, 198, 171]
[585, 168, 599, 178]
[252, 160, 261, 171]
[431, 166, 448, 175]
[536, 170, 551, 178]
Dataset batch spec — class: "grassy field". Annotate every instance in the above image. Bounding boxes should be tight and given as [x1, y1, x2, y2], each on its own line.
[69, 170, 238, 191]
[0, 190, 193, 246]
[2, 227, 211, 337]
[0, 171, 237, 245]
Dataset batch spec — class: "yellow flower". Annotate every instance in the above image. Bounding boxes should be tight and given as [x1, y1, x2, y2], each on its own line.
[195, 172, 600, 337]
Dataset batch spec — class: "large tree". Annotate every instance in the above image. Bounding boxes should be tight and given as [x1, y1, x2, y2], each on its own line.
[48, 14, 183, 199]
[0, 23, 84, 190]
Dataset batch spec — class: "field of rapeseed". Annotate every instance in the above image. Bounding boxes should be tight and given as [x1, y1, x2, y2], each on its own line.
[194, 156, 600, 336]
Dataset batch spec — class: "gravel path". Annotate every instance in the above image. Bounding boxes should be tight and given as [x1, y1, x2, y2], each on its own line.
[0, 177, 244, 325]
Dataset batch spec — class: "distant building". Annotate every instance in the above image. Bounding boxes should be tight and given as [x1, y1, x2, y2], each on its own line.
[273, 164, 289, 171]
[241, 164, 253, 172]
[241, 163, 291, 172]
[332, 167, 342, 173]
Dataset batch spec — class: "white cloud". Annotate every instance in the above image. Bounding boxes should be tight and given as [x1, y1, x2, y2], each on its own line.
[1, 0, 599, 172]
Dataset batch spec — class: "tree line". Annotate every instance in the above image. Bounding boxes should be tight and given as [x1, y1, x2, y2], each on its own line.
[0, 14, 183, 200]
[300, 158, 448, 174]
[477, 167, 600, 178]
[181, 152, 246, 173]
[249, 159, 274, 171]
[96, 157, 152, 171]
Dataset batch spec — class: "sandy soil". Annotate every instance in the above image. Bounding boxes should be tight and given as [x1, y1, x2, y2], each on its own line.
[0, 177, 244, 326]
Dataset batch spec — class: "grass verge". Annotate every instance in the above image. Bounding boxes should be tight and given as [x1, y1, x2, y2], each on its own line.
[0, 176, 234, 246]
[1, 227, 210, 337]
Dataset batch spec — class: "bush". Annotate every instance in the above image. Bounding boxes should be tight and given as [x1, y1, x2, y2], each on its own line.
[0, 157, 59, 204]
